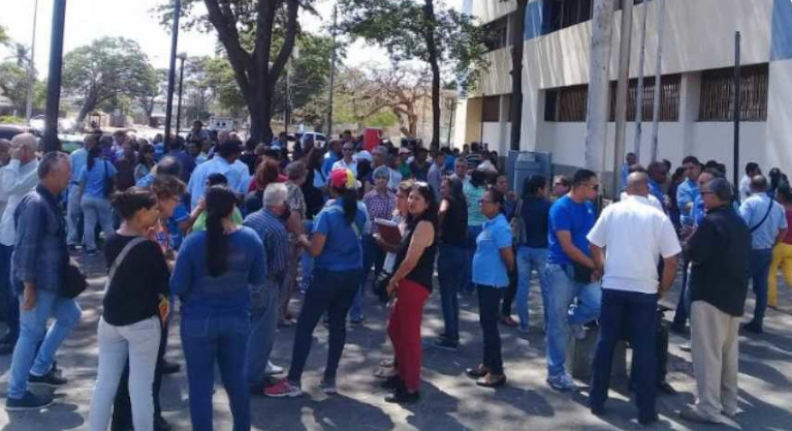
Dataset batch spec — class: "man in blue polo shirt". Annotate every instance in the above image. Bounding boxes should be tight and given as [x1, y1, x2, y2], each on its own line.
[647, 161, 668, 210]
[740, 175, 788, 334]
[545, 169, 602, 392]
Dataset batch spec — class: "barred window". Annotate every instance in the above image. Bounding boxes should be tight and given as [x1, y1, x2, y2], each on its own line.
[699, 64, 768, 122]
[483, 16, 509, 52]
[545, 85, 589, 122]
[609, 74, 681, 122]
[482, 96, 501, 122]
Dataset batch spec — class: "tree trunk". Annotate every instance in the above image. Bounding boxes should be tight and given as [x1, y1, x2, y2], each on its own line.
[509, 0, 527, 152]
[585, 0, 616, 173]
[423, 0, 441, 151]
[76, 95, 96, 126]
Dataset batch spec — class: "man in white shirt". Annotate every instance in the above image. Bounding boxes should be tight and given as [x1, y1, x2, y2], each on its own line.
[739, 162, 761, 203]
[187, 141, 245, 209]
[332, 142, 358, 177]
[0, 133, 40, 353]
[586, 172, 681, 426]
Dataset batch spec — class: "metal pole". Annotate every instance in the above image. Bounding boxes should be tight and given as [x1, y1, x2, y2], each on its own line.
[633, 0, 649, 160]
[650, 0, 666, 162]
[175, 55, 186, 137]
[284, 64, 290, 135]
[733, 31, 741, 189]
[43, 0, 67, 153]
[164, 0, 181, 150]
[25, 0, 39, 126]
[613, 0, 634, 195]
[326, 5, 337, 138]
[446, 101, 455, 146]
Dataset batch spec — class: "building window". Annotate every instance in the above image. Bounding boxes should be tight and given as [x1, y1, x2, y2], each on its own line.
[546, 0, 593, 33]
[609, 74, 681, 122]
[483, 16, 509, 52]
[699, 64, 768, 122]
[545, 85, 589, 122]
[482, 95, 501, 122]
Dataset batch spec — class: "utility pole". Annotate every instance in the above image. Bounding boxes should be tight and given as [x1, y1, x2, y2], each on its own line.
[25, 0, 39, 126]
[326, 5, 338, 138]
[175, 53, 187, 137]
[733, 31, 741, 189]
[164, 0, 181, 150]
[584, 0, 616, 176]
[612, 0, 634, 195]
[43, 0, 67, 153]
[633, 0, 649, 161]
[650, 0, 666, 161]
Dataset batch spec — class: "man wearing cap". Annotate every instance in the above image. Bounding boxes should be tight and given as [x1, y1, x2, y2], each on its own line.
[187, 140, 244, 209]
[332, 142, 359, 177]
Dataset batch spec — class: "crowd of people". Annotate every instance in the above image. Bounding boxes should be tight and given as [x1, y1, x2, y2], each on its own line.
[0, 121, 787, 429]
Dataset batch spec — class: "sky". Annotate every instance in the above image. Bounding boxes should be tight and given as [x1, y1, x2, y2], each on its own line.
[0, 0, 448, 76]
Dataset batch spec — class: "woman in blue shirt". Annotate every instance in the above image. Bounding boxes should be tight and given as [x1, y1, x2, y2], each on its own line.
[266, 168, 368, 398]
[515, 175, 552, 333]
[79, 145, 117, 254]
[466, 188, 514, 388]
[170, 186, 266, 431]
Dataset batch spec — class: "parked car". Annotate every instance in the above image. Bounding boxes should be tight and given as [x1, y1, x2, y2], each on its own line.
[0, 125, 33, 141]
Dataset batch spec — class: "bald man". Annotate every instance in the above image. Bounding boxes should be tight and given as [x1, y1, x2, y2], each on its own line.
[0, 133, 40, 355]
[587, 172, 681, 425]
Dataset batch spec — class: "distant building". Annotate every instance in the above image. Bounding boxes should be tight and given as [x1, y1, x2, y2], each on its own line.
[457, 0, 790, 175]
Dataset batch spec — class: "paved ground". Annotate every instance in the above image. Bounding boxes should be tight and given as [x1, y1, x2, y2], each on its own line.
[1, 252, 792, 430]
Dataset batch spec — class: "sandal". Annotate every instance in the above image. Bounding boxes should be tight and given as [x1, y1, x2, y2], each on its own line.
[379, 359, 395, 368]
[476, 373, 507, 388]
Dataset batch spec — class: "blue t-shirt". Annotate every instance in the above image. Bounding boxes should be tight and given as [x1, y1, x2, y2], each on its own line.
[472, 213, 512, 287]
[170, 227, 266, 319]
[313, 200, 369, 271]
[167, 203, 190, 250]
[79, 159, 117, 199]
[322, 151, 340, 177]
[547, 195, 596, 265]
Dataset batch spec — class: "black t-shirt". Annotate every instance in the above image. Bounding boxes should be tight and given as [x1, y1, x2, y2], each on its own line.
[394, 219, 437, 292]
[103, 234, 170, 326]
[441, 197, 468, 247]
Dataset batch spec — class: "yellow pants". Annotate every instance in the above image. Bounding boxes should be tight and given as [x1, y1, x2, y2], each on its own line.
[768, 242, 792, 307]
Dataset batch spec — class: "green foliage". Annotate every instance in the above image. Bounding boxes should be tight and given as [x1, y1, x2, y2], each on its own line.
[62, 37, 157, 121]
[0, 25, 8, 46]
[339, 0, 488, 92]
[0, 116, 24, 125]
[0, 62, 31, 114]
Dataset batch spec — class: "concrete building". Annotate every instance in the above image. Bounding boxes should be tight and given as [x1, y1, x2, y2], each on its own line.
[456, 0, 792, 180]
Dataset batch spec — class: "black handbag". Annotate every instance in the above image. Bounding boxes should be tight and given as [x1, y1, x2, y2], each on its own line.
[62, 261, 88, 299]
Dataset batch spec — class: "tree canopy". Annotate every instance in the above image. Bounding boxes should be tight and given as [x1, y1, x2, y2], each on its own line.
[62, 37, 157, 124]
[0, 25, 9, 46]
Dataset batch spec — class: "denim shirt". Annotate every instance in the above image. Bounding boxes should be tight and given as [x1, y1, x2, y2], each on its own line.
[11, 185, 67, 295]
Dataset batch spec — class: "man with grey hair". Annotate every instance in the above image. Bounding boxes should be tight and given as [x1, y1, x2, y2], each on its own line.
[587, 172, 680, 425]
[0, 133, 40, 355]
[7, 152, 81, 410]
[681, 178, 751, 424]
[739, 175, 787, 333]
[243, 183, 290, 394]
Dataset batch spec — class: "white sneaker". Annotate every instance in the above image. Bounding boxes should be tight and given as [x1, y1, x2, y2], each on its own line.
[547, 373, 579, 392]
[265, 362, 284, 376]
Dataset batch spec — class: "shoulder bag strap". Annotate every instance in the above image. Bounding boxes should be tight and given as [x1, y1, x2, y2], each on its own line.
[750, 199, 775, 233]
[107, 237, 147, 289]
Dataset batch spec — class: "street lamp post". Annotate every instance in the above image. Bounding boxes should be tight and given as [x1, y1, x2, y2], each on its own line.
[43, 0, 67, 153]
[25, 0, 40, 126]
[163, 0, 182, 150]
[175, 53, 187, 138]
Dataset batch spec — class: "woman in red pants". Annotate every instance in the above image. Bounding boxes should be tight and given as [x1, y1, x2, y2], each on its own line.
[384, 182, 438, 404]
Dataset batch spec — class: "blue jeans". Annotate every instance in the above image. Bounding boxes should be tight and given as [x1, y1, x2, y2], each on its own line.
[516, 246, 549, 331]
[544, 263, 602, 378]
[8, 290, 82, 399]
[299, 220, 314, 293]
[672, 256, 691, 328]
[246, 284, 279, 386]
[590, 289, 658, 423]
[350, 235, 385, 320]
[465, 225, 483, 292]
[0, 244, 19, 340]
[288, 269, 360, 384]
[437, 244, 466, 342]
[181, 314, 251, 431]
[81, 195, 114, 252]
[748, 248, 774, 328]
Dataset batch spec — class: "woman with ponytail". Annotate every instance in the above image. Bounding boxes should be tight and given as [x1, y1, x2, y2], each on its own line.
[266, 169, 368, 398]
[170, 186, 266, 430]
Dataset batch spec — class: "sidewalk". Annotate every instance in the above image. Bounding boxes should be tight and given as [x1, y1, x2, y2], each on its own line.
[0, 253, 791, 430]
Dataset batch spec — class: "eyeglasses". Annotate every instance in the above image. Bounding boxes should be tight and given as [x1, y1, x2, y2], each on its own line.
[343, 148, 354, 152]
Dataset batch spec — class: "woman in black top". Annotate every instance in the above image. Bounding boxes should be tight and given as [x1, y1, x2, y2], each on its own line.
[384, 183, 438, 404]
[90, 187, 170, 431]
[434, 177, 468, 350]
